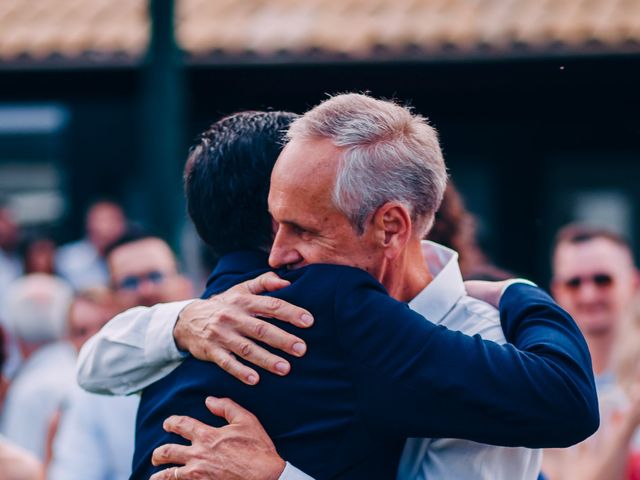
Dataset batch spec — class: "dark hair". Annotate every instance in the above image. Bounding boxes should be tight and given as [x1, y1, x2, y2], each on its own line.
[103, 226, 154, 259]
[184, 111, 298, 256]
[553, 223, 635, 263]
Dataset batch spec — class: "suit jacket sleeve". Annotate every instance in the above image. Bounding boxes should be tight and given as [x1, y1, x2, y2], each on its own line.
[333, 271, 598, 448]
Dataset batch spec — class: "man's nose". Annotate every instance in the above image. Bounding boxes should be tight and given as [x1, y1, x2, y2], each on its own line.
[137, 277, 159, 297]
[269, 229, 302, 268]
[576, 281, 599, 302]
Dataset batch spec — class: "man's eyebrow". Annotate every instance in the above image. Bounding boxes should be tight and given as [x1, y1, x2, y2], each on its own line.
[281, 219, 319, 234]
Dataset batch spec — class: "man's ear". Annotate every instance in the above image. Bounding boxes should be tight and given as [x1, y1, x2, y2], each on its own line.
[370, 202, 412, 259]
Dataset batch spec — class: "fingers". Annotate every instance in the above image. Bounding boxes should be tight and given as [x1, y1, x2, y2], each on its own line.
[152, 444, 191, 466]
[208, 330, 295, 384]
[463, 280, 502, 308]
[205, 396, 256, 425]
[149, 467, 178, 480]
[239, 272, 291, 295]
[206, 347, 261, 386]
[240, 294, 314, 329]
[237, 316, 307, 357]
[162, 415, 210, 442]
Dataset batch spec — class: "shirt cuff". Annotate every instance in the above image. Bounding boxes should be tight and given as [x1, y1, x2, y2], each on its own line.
[278, 462, 315, 480]
[144, 300, 194, 364]
[500, 278, 538, 297]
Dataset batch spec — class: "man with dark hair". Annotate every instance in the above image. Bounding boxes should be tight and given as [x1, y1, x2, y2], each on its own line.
[81, 109, 597, 480]
[185, 111, 297, 257]
[543, 224, 640, 480]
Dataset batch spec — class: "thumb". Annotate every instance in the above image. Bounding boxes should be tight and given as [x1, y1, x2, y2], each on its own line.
[239, 272, 290, 295]
[205, 396, 255, 425]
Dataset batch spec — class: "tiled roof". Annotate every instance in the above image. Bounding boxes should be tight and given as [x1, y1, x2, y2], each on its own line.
[1, 0, 639, 65]
[0, 0, 149, 62]
[177, 0, 640, 60]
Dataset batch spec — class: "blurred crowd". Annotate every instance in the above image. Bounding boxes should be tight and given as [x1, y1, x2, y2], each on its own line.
[0, 199, 193, 479]
[1, 184, 640, 479]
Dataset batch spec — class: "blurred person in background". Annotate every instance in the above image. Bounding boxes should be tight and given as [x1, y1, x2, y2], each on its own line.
[65, 288, 118, 357]
[105, 230, 193, 312]
[0, 327, 8, 416]
[48, 230, 192, 480]
[22, 235, 56, 275]
[544, 224, 640, 480]
[0, 274, 74, 461]
[0, 202, 25, 382]
[612, 297, 640, 479]
[0, 325, 43, 480]
[0, 200, 22, 299]
[427, 182, 511, 281]
[56, 200, 126, 290]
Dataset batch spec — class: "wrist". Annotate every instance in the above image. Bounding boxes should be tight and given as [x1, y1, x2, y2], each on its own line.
[173, 300, 199, 352]
[268, 456, 287, 480]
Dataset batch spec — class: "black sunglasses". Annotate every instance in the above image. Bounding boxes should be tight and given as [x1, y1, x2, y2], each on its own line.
[564, 273, 613, 290]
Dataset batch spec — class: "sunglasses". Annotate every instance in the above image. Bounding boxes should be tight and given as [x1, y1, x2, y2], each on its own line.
[115, 271, 168, 291]
[563, 273, 614, 290]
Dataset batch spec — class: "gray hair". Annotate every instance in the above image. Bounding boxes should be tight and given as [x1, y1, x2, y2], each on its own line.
[287, 93, 447, 236]
[4, 274, 73, 345]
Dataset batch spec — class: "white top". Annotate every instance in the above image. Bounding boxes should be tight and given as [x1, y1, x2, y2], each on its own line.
[0, 342, 77, 460]
[55, 239, 108, 290]
[396, 241, 541, 480]
[47, 386, 138, 480]
[76, 242, 540, 479]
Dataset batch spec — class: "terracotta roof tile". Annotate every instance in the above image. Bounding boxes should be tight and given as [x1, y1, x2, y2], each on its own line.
[0, 0, 148, 61]
[0, 0, 638, 64]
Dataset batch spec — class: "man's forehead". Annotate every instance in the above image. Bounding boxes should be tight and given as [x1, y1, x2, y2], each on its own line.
[109, 239, 176, 276]
[271, 142, 339, 203]
[274, 138, 340, 177]
[554, 238, 635, 276]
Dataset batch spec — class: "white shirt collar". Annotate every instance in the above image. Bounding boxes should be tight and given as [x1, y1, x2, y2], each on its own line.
[408, 241, 467, 325]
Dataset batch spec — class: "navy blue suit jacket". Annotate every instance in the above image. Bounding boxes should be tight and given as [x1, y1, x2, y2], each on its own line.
[132, 251, 598, 479]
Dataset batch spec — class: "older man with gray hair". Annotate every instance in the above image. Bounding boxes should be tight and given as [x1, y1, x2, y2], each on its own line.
[79, 98, 596, 480]
[0, 274, 75, 460]
[260, 92, 541, 479]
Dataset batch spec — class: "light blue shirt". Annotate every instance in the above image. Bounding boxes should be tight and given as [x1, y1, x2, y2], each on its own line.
[0, 341, 77, 460]
[48, 386, 138, 480]
[56, 239, 108, 290]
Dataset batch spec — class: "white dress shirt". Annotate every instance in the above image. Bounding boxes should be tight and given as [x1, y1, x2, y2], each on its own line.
[48, 386, 138, 480]
[396, 242, 541, 480]
[77, 242, 540, 479]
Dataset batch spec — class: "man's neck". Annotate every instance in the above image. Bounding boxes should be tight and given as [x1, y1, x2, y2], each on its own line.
[383, 239, 432, 303]
[585, 331, 615, 376]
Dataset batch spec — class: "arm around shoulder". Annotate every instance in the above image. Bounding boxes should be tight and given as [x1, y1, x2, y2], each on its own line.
[334, 269, 598, 447]
[499, 283, 599, 443]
